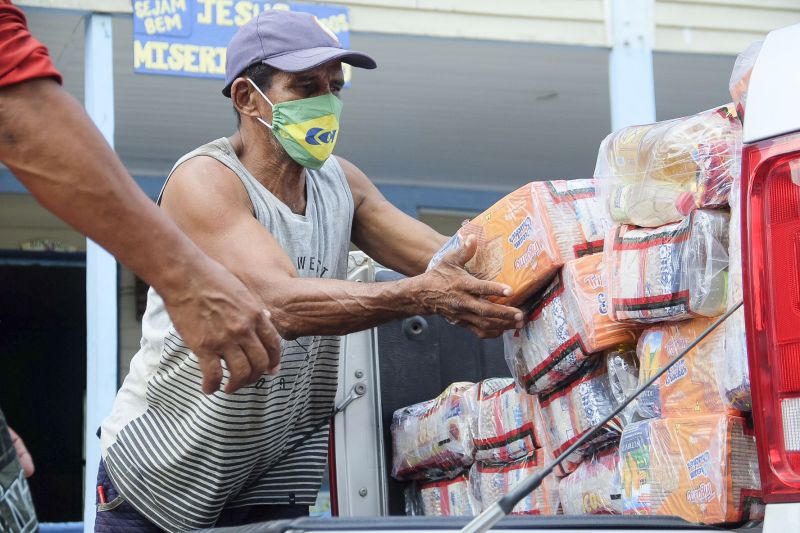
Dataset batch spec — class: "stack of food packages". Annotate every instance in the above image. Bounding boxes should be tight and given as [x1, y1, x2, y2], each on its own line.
[394, 377, 559, 517]
[396, 49, 764, 524]
[590, 101, 765, 524]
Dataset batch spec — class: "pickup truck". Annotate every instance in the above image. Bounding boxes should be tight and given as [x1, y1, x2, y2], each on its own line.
[206, 21, 800, 533]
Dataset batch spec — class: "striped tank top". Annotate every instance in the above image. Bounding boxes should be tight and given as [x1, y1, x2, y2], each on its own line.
[100, 138, 354, 532]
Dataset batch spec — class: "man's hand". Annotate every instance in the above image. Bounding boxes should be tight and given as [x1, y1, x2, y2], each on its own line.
[163, 258, 283, 395]
[413, 235, 524, 338]
[8, 427, 34, 478]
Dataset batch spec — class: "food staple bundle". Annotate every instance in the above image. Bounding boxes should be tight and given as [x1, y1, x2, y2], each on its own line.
[619, 414, 764, 524]
[558, 446, 623, 515]
[470, 450, 559, 516]
[407, 474, 481, 516]
[605, 209, 730, 323]
[391, 382, 476, 481]
[504, 255, 637, 394]
[594, 104, 741, 228]
[533, 179, 611, 260]
[635, 318, 731, 419]
[427, 183, 561, 307]
[470, 378, 538, 463]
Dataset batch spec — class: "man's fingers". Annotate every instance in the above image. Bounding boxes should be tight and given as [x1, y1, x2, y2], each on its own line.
[8, 427, 35, 478]
[196, 353, 224, 394]
[222, 346, 254, 394]
[459, 296, 523, 324]
[256, 309, 282, 373]
[238, 329, 271, 381]
[467, 279, 513, 299]
[445, 234, 478, 268]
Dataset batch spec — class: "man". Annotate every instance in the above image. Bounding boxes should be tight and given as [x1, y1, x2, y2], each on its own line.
[97, 9, 524, 532]
[0, 3, 282, 531]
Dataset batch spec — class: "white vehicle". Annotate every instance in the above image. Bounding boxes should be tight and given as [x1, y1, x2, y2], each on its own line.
[205, 21, 800, 533]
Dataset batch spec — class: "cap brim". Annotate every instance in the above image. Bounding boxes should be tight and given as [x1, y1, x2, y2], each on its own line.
[264, 46, 376, 73]
[222, 47, 376, 97]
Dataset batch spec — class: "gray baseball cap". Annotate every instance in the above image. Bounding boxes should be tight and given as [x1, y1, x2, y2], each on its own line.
[223, 10, 377, 97]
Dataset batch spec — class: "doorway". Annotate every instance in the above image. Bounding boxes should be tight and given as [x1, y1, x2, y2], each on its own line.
[0, 253, 86, 522]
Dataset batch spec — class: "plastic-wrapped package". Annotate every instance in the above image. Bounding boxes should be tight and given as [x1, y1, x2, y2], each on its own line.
[534, 358, 625, 462]
[620, 414, 764, 524]
[427, 183, 562, 307]
[406, 474, 481, 516]
[558, 446, 623, 515]
[504, 274, 590, 395]
[533, 180, 611, 260]
[561, 254, 639, 353]
[605, 346, 639, 424]
[729, 41, 763, 123]
[721, 170, 751, 411]
[391, 382, 476, 481]
[471, 378, 538, 463]
[594, 104, 741, 228]
[635, 318, 731, 419]
[504, 255, 638, 394]
[532, 396, 582, 478]
[471, 450, 559, 516]
[605, 209, 730, 323]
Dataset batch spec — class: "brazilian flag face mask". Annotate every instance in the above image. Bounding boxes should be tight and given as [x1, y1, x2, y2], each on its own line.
[248, 78, 342, 170]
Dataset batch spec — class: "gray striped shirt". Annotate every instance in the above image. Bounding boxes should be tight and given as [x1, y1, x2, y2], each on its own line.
[100, 138, 354, 532]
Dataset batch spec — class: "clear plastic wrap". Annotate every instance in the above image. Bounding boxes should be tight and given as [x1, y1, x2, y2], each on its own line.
[605, 209, 730, 323]
[594, 104, 741, 228]
[427, 183, 562, 307]
[532, 180, 611, 260]
[470, 450, 559, 516]
[470, 378, 538, 463]
[405, 474, 481, 516]
[605, 346, 639, 424]
[729, 41, 762, 123]
[532, 396, 582, 478]
[504, 274, 590, 394]
[635, 318, 731, 419]
[620, 414, 764, 525]
[391, 382, 476, 481]
[560, 254, 640, 353]
[534, 358, 625, 463]
[504, 255, 638, 394]
[721, 170, 751, 411]
[558, 446, 623, 515]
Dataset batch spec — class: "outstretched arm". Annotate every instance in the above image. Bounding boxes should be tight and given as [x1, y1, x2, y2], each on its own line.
[0, 78, 282, 394]
[160, 156, 525, 340]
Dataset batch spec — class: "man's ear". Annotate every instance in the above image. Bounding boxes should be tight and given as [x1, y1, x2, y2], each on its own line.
[230, 78, 262, 120]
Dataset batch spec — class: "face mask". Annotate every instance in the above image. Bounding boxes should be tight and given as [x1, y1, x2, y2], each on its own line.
[248, 78, 343, 170]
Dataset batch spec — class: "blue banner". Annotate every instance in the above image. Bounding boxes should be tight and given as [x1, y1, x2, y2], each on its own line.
[132, 1, 352, 83]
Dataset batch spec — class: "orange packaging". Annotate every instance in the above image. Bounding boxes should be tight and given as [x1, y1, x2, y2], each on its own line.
[620, 414, 764, 524]
[635, 318, 732, 419]
[427, 183, 562, 307]
[561, 254, 639, 353]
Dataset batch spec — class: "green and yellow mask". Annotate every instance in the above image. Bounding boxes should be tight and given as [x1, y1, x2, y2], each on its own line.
[248, 78, 342, 170]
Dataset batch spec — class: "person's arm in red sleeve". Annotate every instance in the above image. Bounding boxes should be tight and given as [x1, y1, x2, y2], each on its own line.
[0, 4, 283, 394]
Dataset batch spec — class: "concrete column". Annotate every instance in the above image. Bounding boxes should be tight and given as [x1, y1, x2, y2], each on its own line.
[83, 13, 118, 532]
[607, 0, 656, 131]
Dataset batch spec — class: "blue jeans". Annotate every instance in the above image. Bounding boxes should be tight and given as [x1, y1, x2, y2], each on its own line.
[94, 459, 309, 532]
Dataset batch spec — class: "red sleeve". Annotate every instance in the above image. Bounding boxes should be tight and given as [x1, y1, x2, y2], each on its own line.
[0, 1, 63, 88]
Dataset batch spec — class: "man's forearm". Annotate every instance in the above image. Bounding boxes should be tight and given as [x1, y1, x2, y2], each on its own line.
[0, 78, 209, 302]
[253, 275, 434, 340]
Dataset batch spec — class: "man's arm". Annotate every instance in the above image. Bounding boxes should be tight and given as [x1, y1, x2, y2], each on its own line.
[0, 78, 282, 394]
[338, 157, 449, 276]
[160, 157, 524, 340]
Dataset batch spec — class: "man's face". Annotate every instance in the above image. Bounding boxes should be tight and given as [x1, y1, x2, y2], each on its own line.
[267, 60, 344, 104]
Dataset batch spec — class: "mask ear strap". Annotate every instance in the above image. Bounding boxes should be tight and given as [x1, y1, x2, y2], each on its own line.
[247, 78, 275, 129]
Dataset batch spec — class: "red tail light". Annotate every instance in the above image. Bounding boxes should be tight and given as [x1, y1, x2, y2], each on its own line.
[743, 130, 800, 502]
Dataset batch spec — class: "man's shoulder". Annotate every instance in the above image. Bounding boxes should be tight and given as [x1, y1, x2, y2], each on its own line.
[162, 144, 250, 211]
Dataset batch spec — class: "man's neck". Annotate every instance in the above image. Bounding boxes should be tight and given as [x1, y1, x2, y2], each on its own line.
[230, 129, 307, 215]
